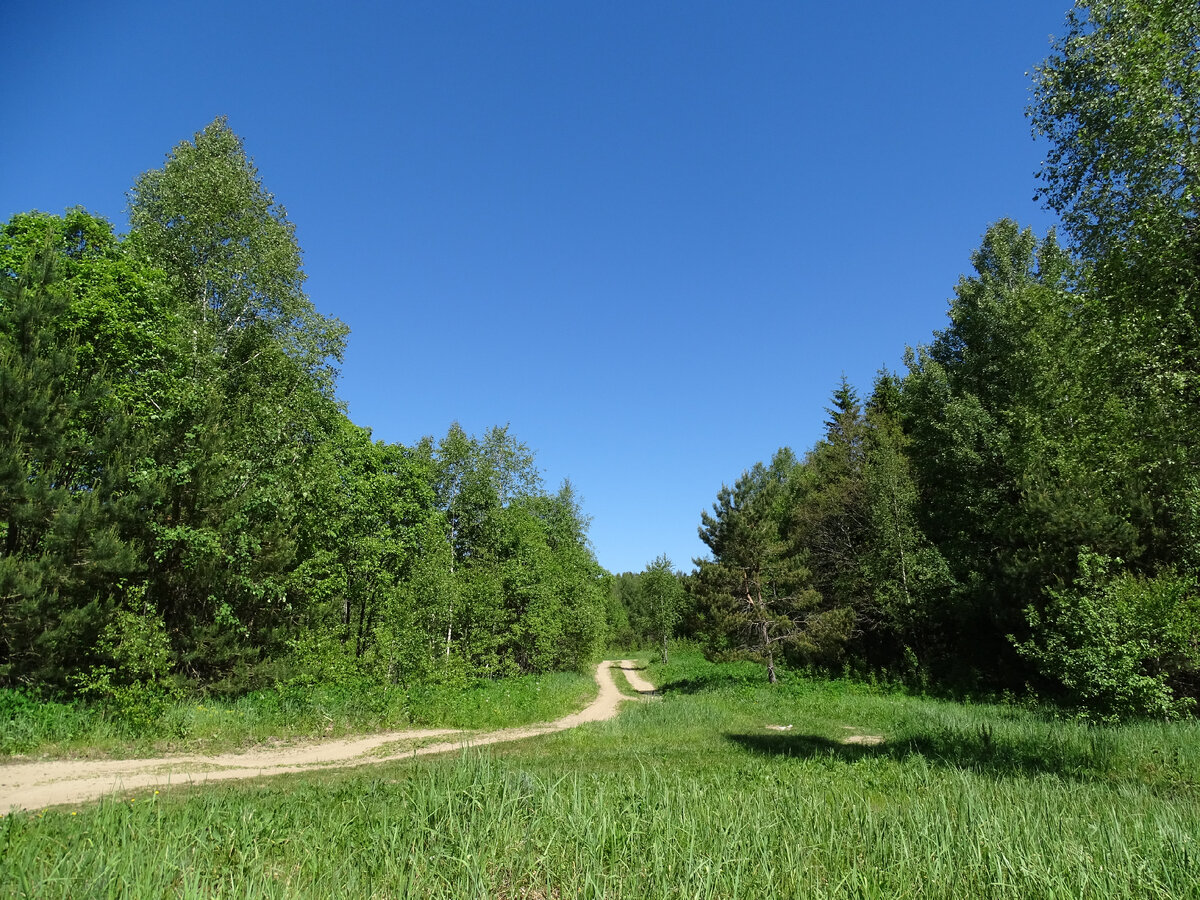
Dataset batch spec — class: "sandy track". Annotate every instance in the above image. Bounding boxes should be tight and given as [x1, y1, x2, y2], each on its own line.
[0, 660, 655, 811]
[618, 660, 656, 694]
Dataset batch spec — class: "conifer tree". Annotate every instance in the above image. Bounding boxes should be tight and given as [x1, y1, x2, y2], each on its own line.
[0, 234, 140, 687]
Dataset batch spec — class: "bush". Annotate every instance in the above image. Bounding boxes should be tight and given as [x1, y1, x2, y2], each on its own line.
[1016, 553, 1200, 722]
[73, 591, 182, 734]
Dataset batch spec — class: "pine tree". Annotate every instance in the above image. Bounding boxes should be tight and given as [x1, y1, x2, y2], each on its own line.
[0, 234, 140, 687]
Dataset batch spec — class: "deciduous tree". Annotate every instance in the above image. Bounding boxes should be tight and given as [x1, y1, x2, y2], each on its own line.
[641, 554, 684, 663]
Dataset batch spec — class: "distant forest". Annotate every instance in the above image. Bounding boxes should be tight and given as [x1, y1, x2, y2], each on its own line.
[2, 0, 1197, 723]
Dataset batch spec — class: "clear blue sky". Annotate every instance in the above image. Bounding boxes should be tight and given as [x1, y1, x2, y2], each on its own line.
[5, 1, 1067, 575]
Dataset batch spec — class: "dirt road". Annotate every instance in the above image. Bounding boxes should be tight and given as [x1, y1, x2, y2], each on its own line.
[0, 660, 655, 811]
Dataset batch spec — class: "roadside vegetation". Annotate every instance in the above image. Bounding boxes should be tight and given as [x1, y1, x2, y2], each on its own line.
[1, 126, 608, 720]
[3, 652, 1197, 898]
[0, 670, 595, 759]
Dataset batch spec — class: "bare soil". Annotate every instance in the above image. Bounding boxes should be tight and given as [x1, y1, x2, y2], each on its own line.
[617, 660, 656, 694]
[0, 659, 654, 811]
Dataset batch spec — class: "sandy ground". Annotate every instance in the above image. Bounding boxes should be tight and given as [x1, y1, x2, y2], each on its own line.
[619, 660, 656, 694]
[0, 659, 656, 811]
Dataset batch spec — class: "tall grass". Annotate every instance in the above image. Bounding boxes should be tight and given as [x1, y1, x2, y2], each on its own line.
[3, 651, 1198, 898]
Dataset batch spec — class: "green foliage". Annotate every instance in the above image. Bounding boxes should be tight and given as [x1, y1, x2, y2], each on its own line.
[790, 378, 872, 619]
[419, 425, 607, 676]
[116, 118, 352, 684]
[696, 377, 951, 683]
[1030, 0, 1200, 265]
[1030, 0, 1200, 571]
[0, 218, 145, 688]
[286, 420, 444, 687]
[900, 220, 1142, 681]
[641, 554, 685, 663]
[73, 586, 182, 734]
[1, 120, 607, 703]
[694, 449, 836, 682]
[0, 209, 175, 426]
[1018, 553, 1200, 722]
[860, 374, 953, 658]
[606, 570, 662, 650]
[786, 376, 953, 671]
[128, 117, 347, 391]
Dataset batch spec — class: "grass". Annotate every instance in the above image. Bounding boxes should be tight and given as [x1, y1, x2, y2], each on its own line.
[2, 651, 1199, 898]
[0, 670, 596, 759]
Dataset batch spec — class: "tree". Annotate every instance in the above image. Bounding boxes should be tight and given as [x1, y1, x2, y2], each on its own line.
[413, 424, 606, 677]
[695, 450, 835, 683]
[641, 554, 684, 664]
[1031, 0, 1200, 267]
[790, 378, 872, 618]
[1030, 0, 1200, 570]
[1, 123, 612, 697]
[1017, 552, 1200, 721]
[426, 423, 540, 666]
[286, 421, 444, 685]
[126, 119, 350, 685]
[0, 209, 177, 428]
[603, 572, 636, 649]
[128, 117, 347, 389]
[0, 228, 143, 687]
[860, 372, 953, 663]
[900, 220, 1139, 679]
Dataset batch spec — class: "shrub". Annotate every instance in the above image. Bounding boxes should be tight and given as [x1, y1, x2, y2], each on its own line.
[1016, 553, 1200, 722]
[73, 588, 181, 733]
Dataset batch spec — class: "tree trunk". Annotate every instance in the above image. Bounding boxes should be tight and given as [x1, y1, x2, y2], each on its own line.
[762, 618, 777, 684]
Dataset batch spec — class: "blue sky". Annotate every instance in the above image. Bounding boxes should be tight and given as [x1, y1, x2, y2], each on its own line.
[5, 1, 1067, 575]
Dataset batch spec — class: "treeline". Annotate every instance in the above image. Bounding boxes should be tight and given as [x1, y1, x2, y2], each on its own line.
[686, 0, 1200, 720]
[0, 120, 608, 704]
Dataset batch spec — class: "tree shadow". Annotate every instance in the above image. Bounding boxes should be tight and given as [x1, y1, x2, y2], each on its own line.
[659, 675, 735, 695]
[725, 727, 1123, 782]
[658, 670, 768, 695]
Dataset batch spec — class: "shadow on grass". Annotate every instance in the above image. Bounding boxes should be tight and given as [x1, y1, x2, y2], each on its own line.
[659, 671, 770, 695]
[725, 729, 1122, 782]
[660, 676, 736, 695]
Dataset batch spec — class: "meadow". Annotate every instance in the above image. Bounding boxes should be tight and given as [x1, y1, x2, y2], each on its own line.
[2, 651, 1198, 898]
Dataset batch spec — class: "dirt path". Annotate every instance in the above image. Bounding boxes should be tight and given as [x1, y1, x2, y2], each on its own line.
[0, 660, 655, 812]
[618, 659, 656, 694]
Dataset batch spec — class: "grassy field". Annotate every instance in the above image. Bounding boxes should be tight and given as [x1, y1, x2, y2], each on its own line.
[3, 651, 1199, 898]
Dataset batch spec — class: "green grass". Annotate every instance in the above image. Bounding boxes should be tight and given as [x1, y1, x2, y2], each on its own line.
[3, 651, 1198, 898]
[0, 670, 596, 759]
